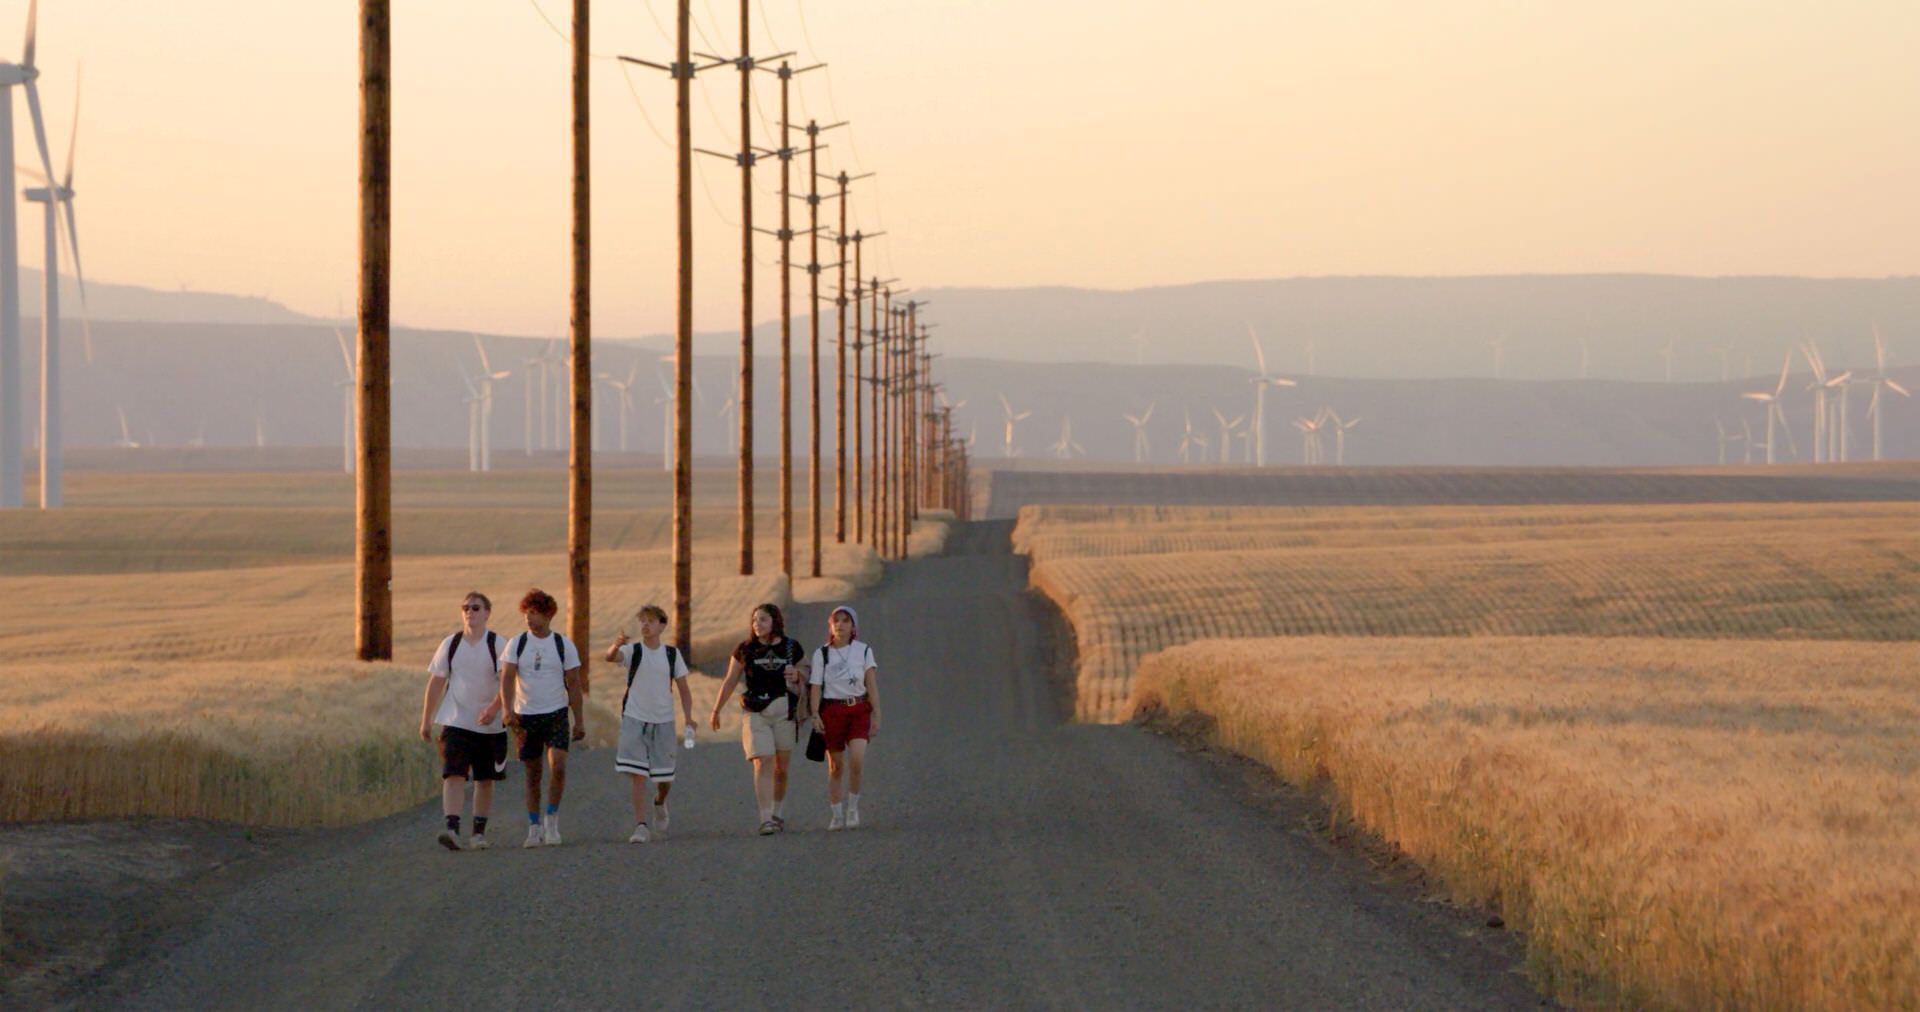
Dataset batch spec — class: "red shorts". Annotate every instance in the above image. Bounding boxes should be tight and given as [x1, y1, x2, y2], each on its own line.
[818, 698, 872, 752]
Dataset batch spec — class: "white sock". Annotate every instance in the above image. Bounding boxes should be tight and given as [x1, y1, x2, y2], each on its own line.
[759, 804, 774, 823]
[831, 801, 845, 817]
[773, 798, 786, 818]
[849, 793, 860, 809]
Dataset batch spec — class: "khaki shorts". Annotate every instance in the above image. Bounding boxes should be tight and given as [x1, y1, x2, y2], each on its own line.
[742, 695, 797, 759]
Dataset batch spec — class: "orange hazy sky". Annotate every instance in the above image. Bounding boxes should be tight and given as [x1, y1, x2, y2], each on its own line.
[19, 1, 1920, 338]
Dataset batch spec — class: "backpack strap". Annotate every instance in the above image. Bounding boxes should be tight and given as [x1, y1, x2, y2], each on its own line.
[444, 632, 463, 667]
[513, 632, 529, 663]
[552, 632, 569, 670]
[621, 643, 680, 716]
[485, 631, 499, 671]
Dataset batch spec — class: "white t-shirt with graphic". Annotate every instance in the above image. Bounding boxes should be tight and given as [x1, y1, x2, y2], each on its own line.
[509, 631, 581, 715]
[809, 639, 876, 700]
[612, 642, 687, 723]
[428, 631, 506, 733]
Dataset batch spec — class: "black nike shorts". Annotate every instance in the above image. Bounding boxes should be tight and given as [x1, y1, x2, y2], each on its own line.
[514, 708, 572, 761]
[440, 726, 509, 781]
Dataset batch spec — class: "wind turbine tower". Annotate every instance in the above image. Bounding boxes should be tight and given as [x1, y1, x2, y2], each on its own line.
[25, 65, 82, 507]
[0, 0, 62, 508]
[1246, 324, 1296, 467]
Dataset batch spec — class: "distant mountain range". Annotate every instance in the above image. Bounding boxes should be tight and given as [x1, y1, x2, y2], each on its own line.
[7, 272, 1917, 465]
[20, 270, 1919, 382]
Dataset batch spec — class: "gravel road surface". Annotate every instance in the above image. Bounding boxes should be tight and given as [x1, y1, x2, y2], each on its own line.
[105, 521, 1543, 1009]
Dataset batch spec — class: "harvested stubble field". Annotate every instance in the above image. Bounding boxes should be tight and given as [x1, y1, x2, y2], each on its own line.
[0, 467, 940, 826]
[1131, 637, 1920, 1010]
[1014, 502, 1920, 720]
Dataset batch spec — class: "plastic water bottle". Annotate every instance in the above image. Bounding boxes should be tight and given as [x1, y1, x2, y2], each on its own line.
[683, 726, 697, 750]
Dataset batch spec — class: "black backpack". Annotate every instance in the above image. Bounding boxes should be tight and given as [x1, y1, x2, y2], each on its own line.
[621, 642, 681, 715]
[512, 631, 571, 672]
[445, 630, 499, 671]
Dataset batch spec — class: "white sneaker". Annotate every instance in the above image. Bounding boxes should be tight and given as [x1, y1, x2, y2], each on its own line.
[437, 829, 462, 852]
[828, 807, 845, 832]
[847, 798, 861, 829]
[544, 814, 562, 846]
[523, 824, 544, 849]
[654, 804, 670, 834]
[468, 834, 490, 851]
[628, 823, 651, 844]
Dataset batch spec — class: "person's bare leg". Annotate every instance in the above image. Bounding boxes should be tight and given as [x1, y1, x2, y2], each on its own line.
[773, 750, 791, 803]
[548, 748, 569, 808]
[627, 774, 651, 824]
[523, 757, 545, 817]
[847, 738, 868, 795]
[826, 751, 846, 804]
[442, 776, 466, 818]
[473, 779, 494, 819]
[752, 756, 775, 822]
[655, 781, 672, 805]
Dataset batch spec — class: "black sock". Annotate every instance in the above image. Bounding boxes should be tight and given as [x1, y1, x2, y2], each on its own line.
[473, 816, 489, 836]
[445, 814, 461, 833]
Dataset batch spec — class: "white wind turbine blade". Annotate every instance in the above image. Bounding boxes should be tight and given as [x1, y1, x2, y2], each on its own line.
[1247, 323, 1268, 376]
[471, 333, 494, 376]
[334, 328, 355, 378]
[1773, 353, 1792, 397]
[1885, 379, 1911, 398]
[22, 82, 57, 207]
[1874, 323, 1886, 373]
[22, 0, 36, 69]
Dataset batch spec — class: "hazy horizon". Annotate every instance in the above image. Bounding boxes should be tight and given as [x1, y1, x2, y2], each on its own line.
[13, 0, 1919, 343]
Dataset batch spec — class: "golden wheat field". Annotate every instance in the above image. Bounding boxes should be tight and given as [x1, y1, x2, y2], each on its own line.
[0, 466, 941, 826]
[1131, 637, 1920, 1010]
[1014, 502, 1920, 720]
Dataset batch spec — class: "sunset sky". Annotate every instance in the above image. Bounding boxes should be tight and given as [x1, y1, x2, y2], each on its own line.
[21, 1, 1920, 340]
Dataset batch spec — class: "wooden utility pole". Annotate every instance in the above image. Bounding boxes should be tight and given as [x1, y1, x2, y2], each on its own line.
[806, 123, 822, 577]
[824, 173, 871, 545]
[868, 277, 890, 551]
[355, 0, 393, 660]
[752, 60, 821, 579]
[695, 12, 787, 576]
[731, 1, 754, 576]
[621, 3, 725, 650]
[568, 0, 592, 668]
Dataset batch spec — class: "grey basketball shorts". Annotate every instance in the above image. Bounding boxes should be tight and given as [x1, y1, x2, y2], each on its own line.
[616, 716, 678, 782]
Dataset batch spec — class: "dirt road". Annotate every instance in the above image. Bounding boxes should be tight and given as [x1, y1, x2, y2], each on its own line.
[103, 521, 1542, 1008]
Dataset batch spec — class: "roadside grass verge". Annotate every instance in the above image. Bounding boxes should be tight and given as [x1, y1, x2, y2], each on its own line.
[1131, 636, 1920, 1009]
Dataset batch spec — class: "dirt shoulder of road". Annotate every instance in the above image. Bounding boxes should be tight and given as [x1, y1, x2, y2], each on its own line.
[0, 818, 297, 1008]
[1135, 706, 1545, 997]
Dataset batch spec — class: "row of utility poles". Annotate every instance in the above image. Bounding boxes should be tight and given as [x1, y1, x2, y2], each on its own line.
[352, 0, 971, 662]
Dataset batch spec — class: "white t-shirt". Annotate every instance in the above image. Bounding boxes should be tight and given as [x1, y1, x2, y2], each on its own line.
[509, 631, 581, 715]
[809, 639, 876, 700]
[428, 631, 506, 734]
[612, 642, 687, 724]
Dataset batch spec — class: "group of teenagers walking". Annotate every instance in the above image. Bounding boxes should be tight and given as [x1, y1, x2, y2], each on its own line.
[417, 589, 881, 850]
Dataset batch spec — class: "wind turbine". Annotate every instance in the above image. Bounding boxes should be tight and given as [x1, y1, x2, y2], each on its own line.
[332, 328, 354, 474]
[457, 368, 482, 472]
[1292, 413, 1324, 465]
[1327, 408, 1360, 465]
[1212, 408, 1244, 466]
[0, 0, 63, 507]
[1716, 340, 1736, 382]
[1741, 353, 1796, 464]
[1247, 324, 1296, 467]
[519, 341, 550, 455]
[653, 369, 673, 471]
[1177, 407, 1203, 464]
[1867, 324, 1909, 461]
[598, 362, 639, 453]
[112, 405, 136, 448]
[1739, 415, 1755, 464]
[1800, 342, 1848, 464]
[469, 335, 511, 471]
[998, 393, 1031, 459]
[1049, 415, 1082, 460]
[1122, 400, 1155, 463]
[719, 374, 739, 455]
[24, 62, 84, 507]
[1712, 416, 1744, 466]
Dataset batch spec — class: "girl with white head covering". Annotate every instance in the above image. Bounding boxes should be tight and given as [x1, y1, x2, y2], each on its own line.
[807, 604, 881, 830]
